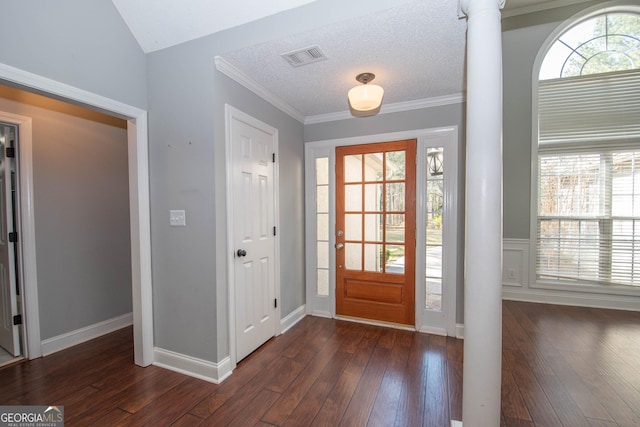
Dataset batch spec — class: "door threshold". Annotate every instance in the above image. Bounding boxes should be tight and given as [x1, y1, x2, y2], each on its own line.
[335, 315, 416, 331]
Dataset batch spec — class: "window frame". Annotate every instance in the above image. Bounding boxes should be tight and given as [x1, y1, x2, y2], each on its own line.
[530, 2, 640, 296]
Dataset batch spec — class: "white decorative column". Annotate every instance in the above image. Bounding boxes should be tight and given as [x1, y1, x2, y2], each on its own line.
[459, 0, 504, 426]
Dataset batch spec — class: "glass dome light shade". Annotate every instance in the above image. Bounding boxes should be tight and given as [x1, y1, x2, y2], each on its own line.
[348, 83, 384, 111]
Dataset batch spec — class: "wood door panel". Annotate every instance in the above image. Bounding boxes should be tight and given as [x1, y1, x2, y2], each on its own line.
[336, 139, 416, 325]
[343, 279, 404, 304]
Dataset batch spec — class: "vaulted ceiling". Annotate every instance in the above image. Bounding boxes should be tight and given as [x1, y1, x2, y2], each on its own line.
[112, 0, 592, 120]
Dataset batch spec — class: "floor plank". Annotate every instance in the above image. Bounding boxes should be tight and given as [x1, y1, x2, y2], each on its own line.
[1, 301, 638, 427]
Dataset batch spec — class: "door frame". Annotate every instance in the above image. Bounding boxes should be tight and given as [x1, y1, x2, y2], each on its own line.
[0, 63, 154, 365]
[305, 127, 459, 335]
[225, 104, 281, 370]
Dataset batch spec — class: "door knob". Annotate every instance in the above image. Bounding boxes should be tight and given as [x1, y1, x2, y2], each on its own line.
[335, 243, 344, 250]
[237, 249, 247, 257]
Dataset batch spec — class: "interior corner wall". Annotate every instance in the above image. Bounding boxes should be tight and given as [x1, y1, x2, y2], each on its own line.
[0, 86, 132, 340]
[303, 103, 466, 324]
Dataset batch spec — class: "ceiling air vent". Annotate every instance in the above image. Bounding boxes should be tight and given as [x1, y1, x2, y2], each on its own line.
[281, 46, 328, 68]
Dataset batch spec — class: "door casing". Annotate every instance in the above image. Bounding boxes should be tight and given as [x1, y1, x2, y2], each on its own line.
[305, 127, 459, 336]
[0, 63, 154, 365]
[225, 105, 281, 370]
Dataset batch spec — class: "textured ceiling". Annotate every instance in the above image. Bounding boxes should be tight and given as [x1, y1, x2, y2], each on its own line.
[221, 0, 466, 118]
[112, 0, 591, 120]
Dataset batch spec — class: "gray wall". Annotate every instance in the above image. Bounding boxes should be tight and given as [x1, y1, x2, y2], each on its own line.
[145, 0, 416, 363]
[501, 0, 633, 239]
[213, 72, 305, 360]
[0, 85, 132, 340]
[304, 103, 467, 323]
[0, 0, 147, 110]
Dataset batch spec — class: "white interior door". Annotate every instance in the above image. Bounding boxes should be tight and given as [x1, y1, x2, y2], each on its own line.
[0, 124, 20, 356]
[230, 109, 277, 362]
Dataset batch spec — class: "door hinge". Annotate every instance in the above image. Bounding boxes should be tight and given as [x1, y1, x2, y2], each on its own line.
[273, 226, 277, 236]
[8, 231, 17, 243]
[272, 153, 276, 163]
[13, 314, 22, 325]
[6, 146, 15, 158]
[274, 298, 278, 308]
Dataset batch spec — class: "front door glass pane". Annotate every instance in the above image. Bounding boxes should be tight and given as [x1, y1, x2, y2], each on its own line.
[386, 151, 406, 180]
[364, 153, 384, 181]
[426, 147, 444, 310]
[386, 244, 405, 274]
[364, 243, 383, 272]
[345, 155, 362, 182]
[345, 243, 362, 270]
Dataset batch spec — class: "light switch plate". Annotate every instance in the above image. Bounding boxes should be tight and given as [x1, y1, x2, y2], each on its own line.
[170, 210, 186, 226]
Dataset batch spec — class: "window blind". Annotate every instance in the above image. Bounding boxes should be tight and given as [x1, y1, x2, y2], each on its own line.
[537, 70, 640, 287]
[539, 70, 640, 147]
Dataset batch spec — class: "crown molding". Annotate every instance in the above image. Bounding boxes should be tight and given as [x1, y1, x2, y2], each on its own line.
[501, 0, 588, 18]
[214, 56, 465, 126]
[304, 93, 465, 125]
[214, 56, 305, 124]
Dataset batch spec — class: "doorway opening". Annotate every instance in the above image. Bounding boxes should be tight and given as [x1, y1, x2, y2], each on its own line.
[0, 62, 153, 366]
[0, 122, 24, 367]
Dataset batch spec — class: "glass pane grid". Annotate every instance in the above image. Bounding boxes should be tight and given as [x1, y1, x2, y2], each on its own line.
[342, 149, 408, 274]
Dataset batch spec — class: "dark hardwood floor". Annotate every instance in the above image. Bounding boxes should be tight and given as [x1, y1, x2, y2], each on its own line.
[0, 301, 638, 426]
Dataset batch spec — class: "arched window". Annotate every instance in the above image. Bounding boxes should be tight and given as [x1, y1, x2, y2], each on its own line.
[539, 13, 640, 79]
[535, 11, 640, 288]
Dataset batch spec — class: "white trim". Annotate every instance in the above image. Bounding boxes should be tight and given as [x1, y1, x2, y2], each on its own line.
[418, 325, 447, 336]
[504, 238, 640, 310]
[280, 305, 306, 334]
[0, 62, 154, 366]
[502, 0, 591, 18]
[503, 238, 529, 288]
[305, 93, 465, 125]
[455, 323, 464, 339]
[0, 63, 145, 118]
[225, 105, 281, 371]
[153, 348, 233, 384]
[335, 315, 416, 332]
[41, 313, 133, 356]
[451, 420, 463, 427]
[415, 127, 459, 337]
[214, 55, 465, 126]
[503, 287, 640, 311]
[0, 111, 39, 360]
[215, 56, 305, 124]
[308, 310, 332, 319]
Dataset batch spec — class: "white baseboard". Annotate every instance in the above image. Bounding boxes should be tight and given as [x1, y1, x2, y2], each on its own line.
[41, 312, 133, 356]
[417, 325, 447, 336]
[451, 421, 463, 427]
[153, 348, 233, 384]
[503, 288, 640, 311]
[280, 304, 306, 334]
[456, 323, 465, 339]
[309, 310, 332, 319]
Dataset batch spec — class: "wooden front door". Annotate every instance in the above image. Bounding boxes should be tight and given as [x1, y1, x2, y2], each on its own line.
[335, 139, 416, 325]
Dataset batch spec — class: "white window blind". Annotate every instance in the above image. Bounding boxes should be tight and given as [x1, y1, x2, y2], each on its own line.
[539, 70, 640, 147]
[537, 71, 640, 287]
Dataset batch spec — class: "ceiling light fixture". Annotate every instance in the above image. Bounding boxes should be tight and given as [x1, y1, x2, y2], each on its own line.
[348, 72, 384, 112]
